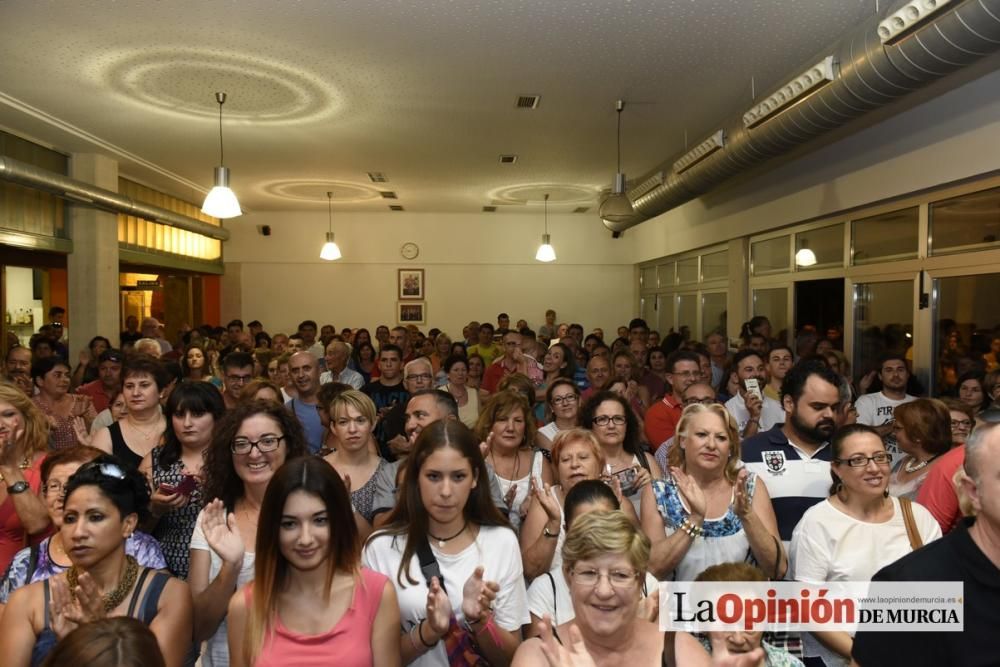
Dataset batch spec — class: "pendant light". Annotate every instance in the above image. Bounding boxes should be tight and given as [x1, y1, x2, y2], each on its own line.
[795, 240, 817, 267]
[320, 191, 342, 261]
[598, 99, 635, 225]
[201, 92, 242, 219]
[535, 193, 556, 262]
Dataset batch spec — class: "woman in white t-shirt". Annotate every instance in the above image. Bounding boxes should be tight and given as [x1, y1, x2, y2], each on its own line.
[791, 424, 941, 667]
[362, 419, 529, 667]
[189, 401, 309, 666]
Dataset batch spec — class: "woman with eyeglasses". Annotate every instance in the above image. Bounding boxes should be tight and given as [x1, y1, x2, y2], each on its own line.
[0, 446, 166, 616]
[535, 379, 581, 452]
[887, 399, 953, 501]
[363, 419, 528, 667]
[790, 424, 940, 667]
[512, 510, 662, 667]
[940, 398, 975, 445]
[31, 357, 98, 450]
[535, 343, 577, 418]
[476, 391, 553, 532]
[580, 391, 661, 515]
[188, 401, 308, 667]
[140, 382, 225, 580]
[92, 355, 168, 471]
[440, 355, 482, 428]
[0, 454, 192, 667]
[226, 456, 400, 667]
[0, 385, 55, 574]
[641, 403, 784, 583]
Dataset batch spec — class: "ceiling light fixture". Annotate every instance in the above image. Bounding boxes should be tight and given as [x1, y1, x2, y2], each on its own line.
[320, 191, 342, 261]
[599, 100, 635, 225]
[535, 193, 556, 262]
[878, 0, 954, 44]
[742, 57, 837, 128]
[674, 132, 725, 173]
[201, 92, 242, 219]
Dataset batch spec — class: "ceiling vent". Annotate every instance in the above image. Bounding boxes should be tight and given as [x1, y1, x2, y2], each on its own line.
[380, 191, 398, 199]
[499, 154, 517, 164]
[516, 95, 540, 109]
[573, 206, 590, 214]
[482, 206, 497, 212]
[367, 172, 388, 183]
[389, 204, 404, 211]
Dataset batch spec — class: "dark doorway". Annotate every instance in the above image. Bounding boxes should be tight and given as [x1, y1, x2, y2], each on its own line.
[795, 278, 844, 347]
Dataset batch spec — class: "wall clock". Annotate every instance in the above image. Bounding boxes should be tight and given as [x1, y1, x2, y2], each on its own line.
[400, 242, 420, 260]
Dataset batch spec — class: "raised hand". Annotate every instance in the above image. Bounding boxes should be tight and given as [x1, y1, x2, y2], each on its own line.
[633, 465, 652, 492]
[480, 432, 495, 460]
[744, 391, 763, 419]
[461, 565, 499, 623]
[733, 469, 752, 519]
[532, 477, 562, 523]
[50, 571, 105, 639]
[71, 416, 92, 447]
[670, 466, 707, 520]
[425, 575, 452, 637]
[200, 499, 245, 566]
[637, 586, 659, 623]
[538, 617, 597, 667]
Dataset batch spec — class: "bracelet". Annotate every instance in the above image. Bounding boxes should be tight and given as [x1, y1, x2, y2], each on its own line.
[417, 619, 437, 648]
[407, 624, 421, 652]
[679, 517, 703, 538]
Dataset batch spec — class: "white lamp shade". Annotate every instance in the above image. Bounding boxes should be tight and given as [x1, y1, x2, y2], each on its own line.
[201, 167, 242, 218]
[535, 234, 556, 262]
[795, 247, 817, 267]
[320, 232, 342, 261]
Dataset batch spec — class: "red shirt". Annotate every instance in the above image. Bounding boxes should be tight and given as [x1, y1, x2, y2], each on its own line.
[76, 379, 113, 413]
[643, 394, 683, 448]
[916, 444, 965, 534]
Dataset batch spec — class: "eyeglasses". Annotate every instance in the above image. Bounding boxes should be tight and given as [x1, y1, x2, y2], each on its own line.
[592, 415, 626, 426]
[225, 373, 253, 385]
[78, 461, 127, 480]
[835, 452, 891, 468]
[551, 395, 579, 406]
[43, 480, 66, 495]
[231, 434, 285, 455]
[951, 419, 973, 429]
[683, 397, 716, 406]
[570, 567, 639, 589]
[405, 373, 433, 382]
[671, 371, 701, 379]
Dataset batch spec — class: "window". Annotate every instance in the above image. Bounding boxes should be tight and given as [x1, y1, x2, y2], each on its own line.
[852, 207, 918, 264]
[640, 266, 656, 290]
[853, 280, 913, 382]
[751, 236, 790, 275]
[677, 257, 699, 284]
[702, 292, 727, 337]
[930, 187, 1000, 255]
[933, 273, 1000, 396]
[677, 294, 697, 341]
[795, 223, 843, 270]
[752, 287, 788, 344]
[701, 250, 728, 281]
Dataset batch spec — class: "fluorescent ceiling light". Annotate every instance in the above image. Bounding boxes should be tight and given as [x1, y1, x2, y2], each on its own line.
[673, 131, 725, 173]
[743, 57, 837, 128]
[878, 0, 954, 44]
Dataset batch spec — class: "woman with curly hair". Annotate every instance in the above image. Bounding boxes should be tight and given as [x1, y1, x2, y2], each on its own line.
[188, 401, 308, 666]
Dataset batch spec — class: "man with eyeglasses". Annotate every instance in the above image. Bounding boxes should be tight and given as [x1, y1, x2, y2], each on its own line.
[221, 351, 255, 410]
[643, 350, 702, 449]
[375, 357, 432, 460]
[285, 351, 325, 453]
[653, 382, 717, 472]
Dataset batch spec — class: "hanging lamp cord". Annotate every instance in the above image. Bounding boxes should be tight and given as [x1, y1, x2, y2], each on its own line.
[217, 100, 225, 167]
[544, 193, 549, 234]
[327, 192, 333, 233]
[616, 102, 623, 173]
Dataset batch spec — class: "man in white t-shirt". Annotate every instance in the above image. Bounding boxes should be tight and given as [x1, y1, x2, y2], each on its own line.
[854, 355, 916, 458]
[725, 349, 785, 439]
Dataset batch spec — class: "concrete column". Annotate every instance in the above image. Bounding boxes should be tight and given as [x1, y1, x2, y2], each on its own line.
[67, 153, 120, 355]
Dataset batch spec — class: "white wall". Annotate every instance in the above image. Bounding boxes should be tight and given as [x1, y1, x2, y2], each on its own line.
[628, 64, 1000, 262]
[222, 210, 635, 338]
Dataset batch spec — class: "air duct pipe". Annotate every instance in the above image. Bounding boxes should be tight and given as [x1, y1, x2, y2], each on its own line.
[603, 0, 1000, 233]
[0, 154, 230, 241]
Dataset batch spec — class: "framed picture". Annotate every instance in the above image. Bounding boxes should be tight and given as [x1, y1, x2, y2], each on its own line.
[398, 268, 425, 300]
[397, 301, 426, 325]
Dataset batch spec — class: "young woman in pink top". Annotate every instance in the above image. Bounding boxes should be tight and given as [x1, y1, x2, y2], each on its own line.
[226, 456, 400, 667]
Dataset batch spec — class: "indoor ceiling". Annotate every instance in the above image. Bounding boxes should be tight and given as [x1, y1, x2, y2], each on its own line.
[0, 0, 880, 215]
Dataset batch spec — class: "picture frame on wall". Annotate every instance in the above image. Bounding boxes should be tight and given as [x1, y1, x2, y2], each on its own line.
[398, 268, 425, 300]
[397, 301, 426, 325]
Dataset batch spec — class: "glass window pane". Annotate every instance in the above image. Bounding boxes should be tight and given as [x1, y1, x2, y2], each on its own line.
[658, 261, 675, 287]
[658, 293, 675, 336]
[933, 273, 1000, 396]
[930, 187, 1000, 255]
[751, 236, 790, 275]
[702, 292, 727, 339]
[795, 223, 843, 270]
[640, 266, 656, 290]
[701, 250, 728, 281]
[852, 207, 918, 264]
[677, 257, 699, 284]
[753, 287, 789, 345]
[853, 280, 913, 383]
[677, 293, 697, 341]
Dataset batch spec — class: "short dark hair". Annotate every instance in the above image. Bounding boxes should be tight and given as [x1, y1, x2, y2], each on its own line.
[563, 479, 619, 528]
[768, 344, 793, 360]
[628, 318, 648, 331]
[780, 359, 841, 405]
[31, 355, 70, 380]
[409, 388, 458, 417]
[497, 312, 509, 319]
[666, 350, 701, 373]
[878, 354, 909, 372]
[223, 351, 255, 371]
[297, 320, 318, 331]
[64, 454, 152, 524]
[227, 319, 244, 330]
[288, 333, 304, 342]
[480, 323, 495, 334]
[379, 344, 402, 359]
[732, 348, 765, 369]
[49, 306, 66, 317]
[160, 382, 226, 468]
[442, 354, 468, 374]
[248, 320, 262, 328]
[123, 354, 169, 390]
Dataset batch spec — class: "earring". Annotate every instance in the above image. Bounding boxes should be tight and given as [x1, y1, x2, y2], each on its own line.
[883, 488, 890, 498]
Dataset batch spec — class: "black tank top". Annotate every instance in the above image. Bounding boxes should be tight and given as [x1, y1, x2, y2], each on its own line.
[108, 421, 144, 471]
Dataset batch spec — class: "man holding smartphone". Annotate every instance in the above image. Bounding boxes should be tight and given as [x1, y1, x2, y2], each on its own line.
[725, 349, 785, 439]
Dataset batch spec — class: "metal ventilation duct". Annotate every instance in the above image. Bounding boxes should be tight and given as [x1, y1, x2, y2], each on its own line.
[0, 154, 230, 241]
[603, 0, 1000, 233]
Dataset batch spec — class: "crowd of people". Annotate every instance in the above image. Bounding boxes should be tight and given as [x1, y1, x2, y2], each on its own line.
[0, 309, 998, 666]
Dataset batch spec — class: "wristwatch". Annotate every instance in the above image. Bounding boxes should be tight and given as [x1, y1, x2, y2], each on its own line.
[7, 481, 30, 495]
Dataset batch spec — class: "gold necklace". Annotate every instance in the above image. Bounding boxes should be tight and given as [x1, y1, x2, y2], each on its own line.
[128, 415, 161, 440]
[67, 555, 139, 613]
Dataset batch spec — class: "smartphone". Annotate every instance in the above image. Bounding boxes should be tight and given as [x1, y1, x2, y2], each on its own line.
[744, 378, 762, 402]
[612, 466, 640, 497]
[160, 474, 198, 497]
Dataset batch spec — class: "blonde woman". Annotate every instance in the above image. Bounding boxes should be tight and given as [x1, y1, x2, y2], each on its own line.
[226, 457, 399, 667]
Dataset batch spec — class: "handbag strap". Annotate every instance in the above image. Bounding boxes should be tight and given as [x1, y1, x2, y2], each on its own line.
[899, 497, 923, 551]
[415, 536, 447, 593]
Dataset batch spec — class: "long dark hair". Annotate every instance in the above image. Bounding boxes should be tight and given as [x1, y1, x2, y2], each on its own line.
[160, 382, 226, 469]
[377, 420, 510, 586]
[202, 400, 308, 511]
[579, 390, 645, 461]
[829, 423, 883, 494]
[548, 342, 578, 380]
